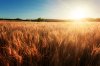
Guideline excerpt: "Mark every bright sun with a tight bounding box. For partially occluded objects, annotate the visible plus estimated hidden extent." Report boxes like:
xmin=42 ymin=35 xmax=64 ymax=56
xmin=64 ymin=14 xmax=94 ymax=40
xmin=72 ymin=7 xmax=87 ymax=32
xmin=69 ymin=7 xmax=89 ymax=20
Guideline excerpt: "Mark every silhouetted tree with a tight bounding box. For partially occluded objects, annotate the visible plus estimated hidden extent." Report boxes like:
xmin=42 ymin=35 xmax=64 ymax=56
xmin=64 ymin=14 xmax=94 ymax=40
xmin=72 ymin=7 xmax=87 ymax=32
xmin=37 ymin=18 xmax=44 ymax=22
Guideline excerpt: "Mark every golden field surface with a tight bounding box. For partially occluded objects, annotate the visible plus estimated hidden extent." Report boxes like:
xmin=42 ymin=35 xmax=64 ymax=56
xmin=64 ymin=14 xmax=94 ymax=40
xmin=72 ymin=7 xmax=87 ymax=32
xmin=0 ymin=20 xmax=100 ymax=66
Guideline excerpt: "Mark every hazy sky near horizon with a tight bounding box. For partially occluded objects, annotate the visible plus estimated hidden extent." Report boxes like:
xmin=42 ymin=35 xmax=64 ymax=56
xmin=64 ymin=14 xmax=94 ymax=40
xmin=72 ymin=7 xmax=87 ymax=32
xmin=0 ymin=0 xmax=100 ymax=19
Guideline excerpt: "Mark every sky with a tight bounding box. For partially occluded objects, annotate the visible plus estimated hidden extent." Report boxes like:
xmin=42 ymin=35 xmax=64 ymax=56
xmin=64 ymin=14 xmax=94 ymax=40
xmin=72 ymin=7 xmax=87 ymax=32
xmin=0 ymin=0 xmax=100 ymax=19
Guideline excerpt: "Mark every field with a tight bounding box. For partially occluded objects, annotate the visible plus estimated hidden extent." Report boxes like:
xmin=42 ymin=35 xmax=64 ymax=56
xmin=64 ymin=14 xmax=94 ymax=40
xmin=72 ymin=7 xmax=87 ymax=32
xmin=0 ymin=20 xmax=100 ymax=66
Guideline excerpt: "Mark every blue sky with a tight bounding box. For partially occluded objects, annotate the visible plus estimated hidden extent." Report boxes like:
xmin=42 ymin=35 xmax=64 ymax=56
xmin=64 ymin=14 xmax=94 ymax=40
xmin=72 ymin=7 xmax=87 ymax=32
xmin=0 ymin=0 xmax=100 ymax=19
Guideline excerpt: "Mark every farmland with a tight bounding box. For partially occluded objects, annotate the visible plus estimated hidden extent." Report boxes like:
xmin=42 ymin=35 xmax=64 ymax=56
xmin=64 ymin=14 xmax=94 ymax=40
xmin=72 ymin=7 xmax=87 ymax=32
xmin=0 ymin=20 xmax=100 ymax=66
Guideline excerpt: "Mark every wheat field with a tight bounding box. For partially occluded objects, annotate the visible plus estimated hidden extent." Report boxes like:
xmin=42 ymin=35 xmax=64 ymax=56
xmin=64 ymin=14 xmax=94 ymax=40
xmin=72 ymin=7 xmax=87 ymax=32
xmin=0 ymin=20 xmax=100 ymax=66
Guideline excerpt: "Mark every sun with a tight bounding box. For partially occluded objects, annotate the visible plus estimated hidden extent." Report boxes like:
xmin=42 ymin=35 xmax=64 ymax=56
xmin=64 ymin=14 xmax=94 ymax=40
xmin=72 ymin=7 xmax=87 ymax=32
xmin=69 ymin=7 xmax=89 ymax=20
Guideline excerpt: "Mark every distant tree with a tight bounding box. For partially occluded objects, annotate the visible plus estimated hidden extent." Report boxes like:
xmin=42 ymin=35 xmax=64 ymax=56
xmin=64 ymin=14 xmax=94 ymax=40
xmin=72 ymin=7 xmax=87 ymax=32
xmin=37 ymin=17 xmax=44 ymax=22
xmin=15 ymin=18 xmax=22 ymax=20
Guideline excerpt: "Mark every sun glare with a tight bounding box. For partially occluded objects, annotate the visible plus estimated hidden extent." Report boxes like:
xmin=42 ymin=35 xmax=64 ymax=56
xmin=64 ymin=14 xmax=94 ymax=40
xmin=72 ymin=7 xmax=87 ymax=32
xmin=69 ymin=7 xmax=89 ymax=20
